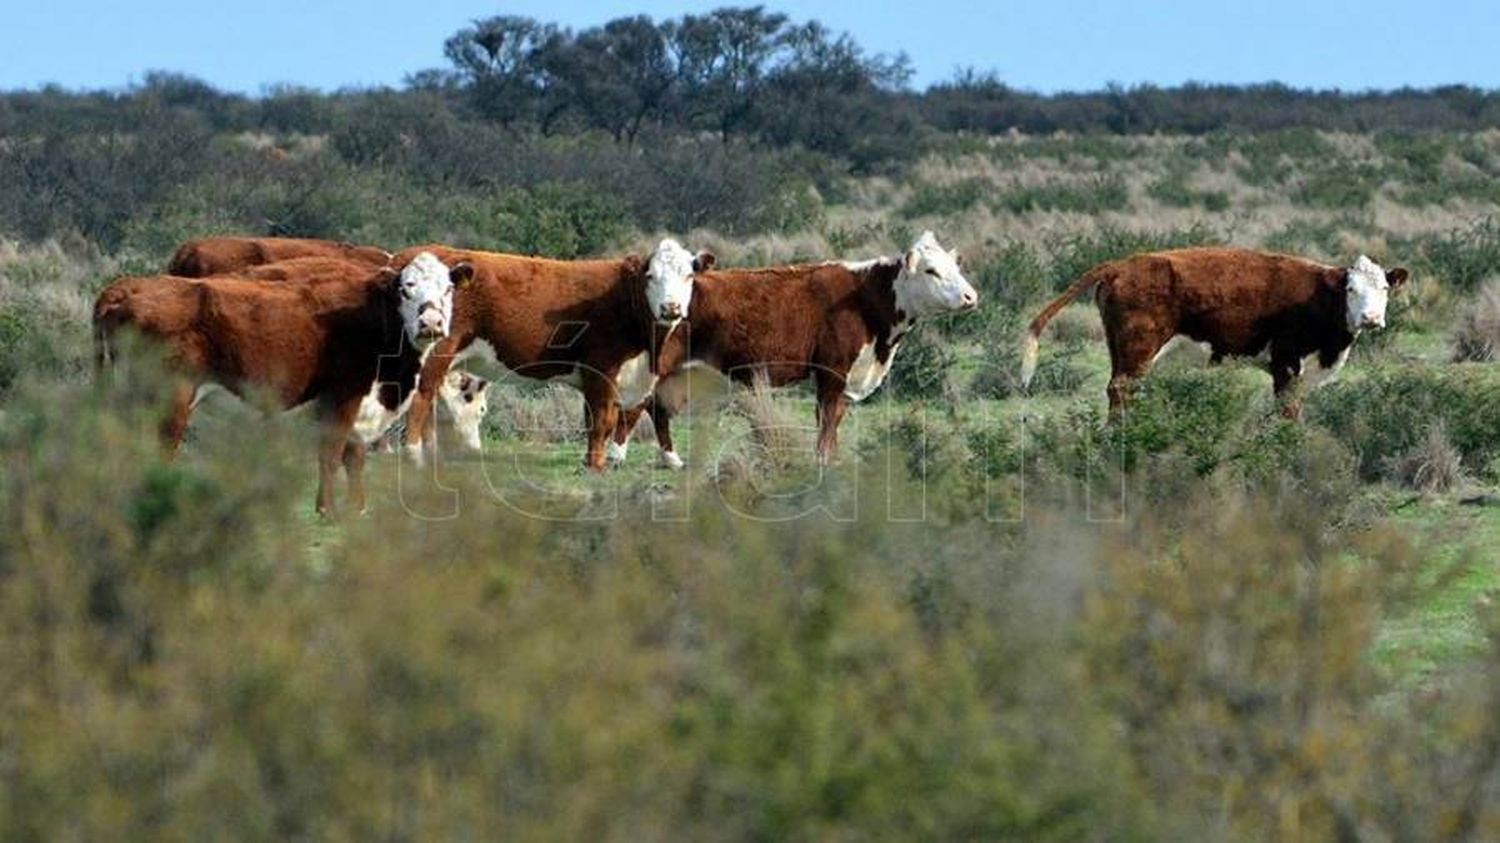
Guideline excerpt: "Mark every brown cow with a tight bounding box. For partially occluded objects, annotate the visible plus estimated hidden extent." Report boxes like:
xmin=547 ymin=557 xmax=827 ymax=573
xmin=1020 ymin=248 xmax=1410 ymax=417
xmin=167 ymin=236 xmax=391 ymax=278
xmin=611 ymin=230 xmax=979 ymax=467
xmin=202 ymin=256 xmax=493 ymax=453
xmin=93 ymin=252 xmax=464 ymax=516
xmin=394 ymin=239 xmax=708 ymax=471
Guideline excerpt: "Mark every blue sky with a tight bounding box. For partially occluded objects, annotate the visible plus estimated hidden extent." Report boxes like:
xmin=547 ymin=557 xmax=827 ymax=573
xmin=2 ymin=1 xmax=1496 ymax=94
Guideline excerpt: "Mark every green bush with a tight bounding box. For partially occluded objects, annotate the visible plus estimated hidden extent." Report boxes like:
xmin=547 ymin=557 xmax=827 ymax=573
xmin=1409 ymin=217 xmax=1500 ymax=293
xmin=1310 ymin=364 xmax=1500 ymax=481
xmin=485 ymin=183 xmax=629 ymax=259
xmin=1293 ymin=162 xmax=1380 ymax=209
xmin=899 ymin=178 xmax=987 ymax=218
xmin=993 ymin=175 xmax=1129 ymax=215
xmin=1046 ymin=224 xmax=1221 ymax=292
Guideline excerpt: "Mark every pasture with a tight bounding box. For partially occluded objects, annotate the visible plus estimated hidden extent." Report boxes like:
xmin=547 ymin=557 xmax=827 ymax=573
xmin=5 ymin=123 xmax=1500 ymax=839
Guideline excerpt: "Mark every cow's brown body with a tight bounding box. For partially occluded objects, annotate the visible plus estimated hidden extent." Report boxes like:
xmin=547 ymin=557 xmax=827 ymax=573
xmin=617 ymin=260 xmax=911 ymax=462
xmin=393 ymin=245 xmax=661 ymax=470
xmin=1023 ymin=247 xmax=1407 ymax=416
xmin=167 ymin=236 xmax=390 ymax=277
xmin=93 ymin=261 xmax=420 ymax=515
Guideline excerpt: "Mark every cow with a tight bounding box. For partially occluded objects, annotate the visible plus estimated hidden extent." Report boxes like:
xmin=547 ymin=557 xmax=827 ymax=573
xmin=1020 ymin=247 xmax=1410 ymax=418
xmin=93 ymin=252 xmax=464 ymax=516
xmin=610 ymin=230 xmax=979 ymax=467
xmin=217 ymin=256 xmax=494 ymax=453
xmin=393 ymin=239 xmax=708 ymax=471
xmin=167 ymin=236 xmax=392 ymax=278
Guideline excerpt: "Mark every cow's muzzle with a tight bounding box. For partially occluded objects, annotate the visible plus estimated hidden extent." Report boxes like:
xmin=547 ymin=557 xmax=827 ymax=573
xmin=658 ymin=301 xmax=684 ymax=322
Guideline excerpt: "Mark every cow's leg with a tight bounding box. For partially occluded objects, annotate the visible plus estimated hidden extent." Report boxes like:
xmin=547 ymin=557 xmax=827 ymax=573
xmin=402 ymin=338 xmax=461 ymax=465
xmin=1270 ymin=348 xmax=1304 ymax=421
xmin=581 ymin=371 xmax=620 ymax=473
xmin=159 ymin=380 xmax=197 ymax=459
xmin=317 ymin=398 xmax=362 ymax=518
xmin=647 ymin=397 xmax=683 ymax=469
xmin=343 ymin=440 xmax=369 ymax=515
xmin=814 ymin=376 xmax=849 ymax=466
xmin=610 ymin=402 xmax=646 ymax=465
xmin=1104 ymin=321 xmax=1171 ymax=419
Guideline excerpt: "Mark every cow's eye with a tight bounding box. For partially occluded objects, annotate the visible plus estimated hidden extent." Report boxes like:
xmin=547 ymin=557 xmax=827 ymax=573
xmin=925 ymin=268 xmax=939 ymax=276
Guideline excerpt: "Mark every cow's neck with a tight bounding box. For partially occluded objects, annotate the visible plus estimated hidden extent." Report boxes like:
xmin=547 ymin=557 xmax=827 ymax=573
xmin=852 ymin=259 xmax=911 ymax=359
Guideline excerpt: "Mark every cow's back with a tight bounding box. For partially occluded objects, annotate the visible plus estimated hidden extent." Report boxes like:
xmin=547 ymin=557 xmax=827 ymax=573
xmin=169 ymin=237 xmax=390 ymax=277
xmin=1100 ymin=247 xmax=1336 ymax=354
xmin=668 ymin=263 xmax=863 ymax=384
xmin=394 ymin=244 xmax=641 ymax=368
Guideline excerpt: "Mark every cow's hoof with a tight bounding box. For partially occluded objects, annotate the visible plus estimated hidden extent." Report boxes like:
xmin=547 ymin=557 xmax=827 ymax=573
xmin=658 ymin=450 xmax=685 ymax=470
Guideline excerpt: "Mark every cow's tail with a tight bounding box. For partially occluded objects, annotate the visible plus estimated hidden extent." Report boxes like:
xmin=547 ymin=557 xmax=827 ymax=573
xmin=1020 ymin=264 xmax=1115 ymax=389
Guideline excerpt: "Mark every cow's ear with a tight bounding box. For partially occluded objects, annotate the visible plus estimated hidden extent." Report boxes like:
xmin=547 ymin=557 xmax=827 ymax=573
xmin=622 ymin=255 xmax=646 ymax=276
xmin=904 ymin=248 xmax=920 ymax=273
xmin=450 ymin=261 xmax=475 ymax=288
xmin=693 ymin=251 xmax=716 ymax=273
xmin=1387 ymin=267 xmax=1410 ymax=288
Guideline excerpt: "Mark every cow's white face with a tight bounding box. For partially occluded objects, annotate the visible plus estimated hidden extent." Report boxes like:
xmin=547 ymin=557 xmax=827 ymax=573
xmin=397 ymin=252 xmax=458 ymax=348
xmin=645 ymin=238 xmax=713 ymax=324
xmin=894 ymin=230 xmax=979 ymax=317
xmin=1345 ymin=255 xmax=1408 ymax=332
xmin=439 ymin=370 xmax=489 ymax=453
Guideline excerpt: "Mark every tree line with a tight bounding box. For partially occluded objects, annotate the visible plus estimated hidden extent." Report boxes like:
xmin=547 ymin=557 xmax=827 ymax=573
xmin=3 ymin=7 xmax=1500 ymax=171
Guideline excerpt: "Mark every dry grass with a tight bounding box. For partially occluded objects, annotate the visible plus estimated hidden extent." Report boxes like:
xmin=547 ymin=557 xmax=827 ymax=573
xmin=1452 ymin=279 xmax=1500 ymax=362
xmin=1384 ymin=422 xmax=1465 ymax=493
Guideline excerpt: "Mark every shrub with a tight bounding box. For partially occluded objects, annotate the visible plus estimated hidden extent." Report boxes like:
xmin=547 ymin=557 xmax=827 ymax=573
xmin=993 ymin=175 xmax=1129 ymax=215
xmin=1383 ymin=422 xmax=1464 ymax=493
xmin=1414 ymin=217 xmax=1500 ymax=294
xmin=899 ymin=178 xmax=987 ymax=218
xmin=1452 ymin=279 xmax=1500 ymax=361
xmin=886 ymin=329 xmax=959 ymax=401
xmin=486 ymin=183 xmax=628 ymax=259
xmin=1046 ymin=224 xmax=1220 ymax=293
xmin=1311 ymin=365 xmax=1500 ymax=481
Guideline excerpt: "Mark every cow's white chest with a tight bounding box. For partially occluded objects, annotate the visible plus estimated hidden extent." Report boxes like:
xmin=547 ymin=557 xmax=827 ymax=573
xmin=351 ymin=387 xmax=415 ymax=444
xmin=615 ymin=351 xmax=657 ymax=408
xmin=1302 ymin=347 xmax=1351 ymax=391
xmin=844 ymin=341 xmax=895 ymax=402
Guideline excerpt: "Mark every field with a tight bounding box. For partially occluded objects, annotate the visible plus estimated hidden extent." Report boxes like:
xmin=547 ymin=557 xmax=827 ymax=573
xmin=5 ymin=122 xmax=1500 ymax=839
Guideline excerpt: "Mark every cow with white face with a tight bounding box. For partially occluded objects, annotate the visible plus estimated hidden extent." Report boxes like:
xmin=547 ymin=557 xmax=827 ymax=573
xmin=646 ymin=238 xmax=714 ymax=324
xmin=439 ymin=370 xmax=490 ymax=452
xmin=611 ymin=229 xmax=981 ymax=467
xmin=1021 ymin=246 xmax=1409 ymax=419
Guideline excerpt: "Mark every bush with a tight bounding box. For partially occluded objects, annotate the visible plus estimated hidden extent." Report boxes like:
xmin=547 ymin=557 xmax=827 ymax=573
xmin=1046 ymin=224 xmax=1221 ymax=293
xmin=1311 ymin=365 xmax=1500 ymax=481
xmin=1414 ymin=217 xmax=1500 ymax=294
xmin=486 ymin=183 xmax=629 ymax=258
xmin=899 ymin=178 xmax=987 ymax=218
xmin=1452 ymin=279 xmax=1500 ymax=361
xmin=993 ymin=175 xmax=1129 ymax=215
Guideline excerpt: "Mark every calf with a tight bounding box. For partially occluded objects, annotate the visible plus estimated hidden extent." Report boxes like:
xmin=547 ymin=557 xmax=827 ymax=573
xmin=167 ymin=236 xmax=392 ymax=277
xmin=1020 ymin=247 xmax=1409 ymax=417
xmin=394 ymin=240 xmax=707 ymax=470
xmin=93 ymin=252 xmax=464 ymax=516
xmin=611 ymin=231 xmax=979 ymax=467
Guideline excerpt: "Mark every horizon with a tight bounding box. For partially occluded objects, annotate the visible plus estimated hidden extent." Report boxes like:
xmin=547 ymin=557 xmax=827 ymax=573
xmin=2 ymin=0 xmax=1498 ymax=97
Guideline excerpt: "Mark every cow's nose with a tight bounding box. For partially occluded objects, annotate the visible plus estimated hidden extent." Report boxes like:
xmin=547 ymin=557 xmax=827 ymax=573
xmin=659 ymin=301 xmax=683 ymax=320
xmin=961 ymin=291 xmax=979 ymax=309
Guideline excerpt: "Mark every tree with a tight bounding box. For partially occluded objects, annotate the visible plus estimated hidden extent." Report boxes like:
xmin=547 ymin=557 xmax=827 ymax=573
xmin=443 ymin=16 xmax=558 ymax=126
